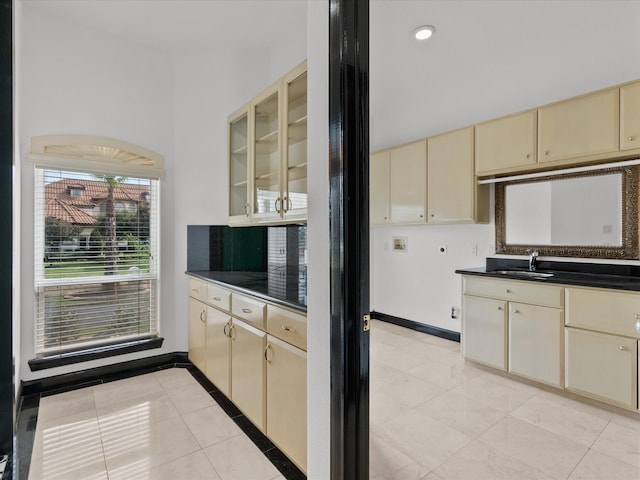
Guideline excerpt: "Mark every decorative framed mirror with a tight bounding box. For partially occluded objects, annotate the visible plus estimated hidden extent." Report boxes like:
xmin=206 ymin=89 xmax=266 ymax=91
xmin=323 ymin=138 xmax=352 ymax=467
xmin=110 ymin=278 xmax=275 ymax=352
xmin=495 ymin=165 xmax=639 ymax=259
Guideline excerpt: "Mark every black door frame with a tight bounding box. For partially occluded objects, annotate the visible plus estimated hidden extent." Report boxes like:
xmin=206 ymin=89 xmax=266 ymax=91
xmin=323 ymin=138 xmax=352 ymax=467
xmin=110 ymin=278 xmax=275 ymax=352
xmin=329 ymin=0 xmax=370 ymax=478
xmin=0 ymin=0 xmax=13 ymax=476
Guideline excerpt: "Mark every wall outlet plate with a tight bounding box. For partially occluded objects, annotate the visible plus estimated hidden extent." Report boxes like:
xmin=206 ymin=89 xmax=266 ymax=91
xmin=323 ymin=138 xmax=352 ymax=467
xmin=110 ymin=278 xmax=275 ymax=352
xmin=393 ymin=236 xmax=408 ymax=253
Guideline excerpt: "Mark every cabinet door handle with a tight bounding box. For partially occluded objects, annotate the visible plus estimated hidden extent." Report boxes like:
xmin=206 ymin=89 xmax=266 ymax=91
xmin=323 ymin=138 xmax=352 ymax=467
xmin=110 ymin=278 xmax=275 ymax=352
xmin=200 ymin=310 xmax=206 ymax=323
xmin=281 ymin=325 xmax=296 ymax=333
xmin=223 ymin=322 xmax=231 ymax=338
xmin=213 ymin=296 xmax=221 ymax=302
xmin=264 ymin=344 xmax=273 ymax=363
xmin=242 ymin=308 xmax=252 ymax=314
xmin=244 ymin=203 xmax=250 ymax=217
xmin=274 ymin=197 xmax=282 ymax=213
xmin=229 ymin=325 xmax=236 ymax=340
xmin=620 ymin=346 xmax=628 ymax=351
xmin=282 ymin=196 xmax=291 ymax=213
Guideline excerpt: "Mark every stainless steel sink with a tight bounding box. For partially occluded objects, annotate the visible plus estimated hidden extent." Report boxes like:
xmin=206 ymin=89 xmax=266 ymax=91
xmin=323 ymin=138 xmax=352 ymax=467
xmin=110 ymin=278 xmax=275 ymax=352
xmin=494 ymin=270 xmax=554 ymax=278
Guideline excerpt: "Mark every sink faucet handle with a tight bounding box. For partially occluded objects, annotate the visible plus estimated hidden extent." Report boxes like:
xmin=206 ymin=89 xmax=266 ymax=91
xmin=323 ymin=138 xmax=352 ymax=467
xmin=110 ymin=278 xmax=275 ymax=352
xmin=527 ymin=249 xmax=539 ymax=271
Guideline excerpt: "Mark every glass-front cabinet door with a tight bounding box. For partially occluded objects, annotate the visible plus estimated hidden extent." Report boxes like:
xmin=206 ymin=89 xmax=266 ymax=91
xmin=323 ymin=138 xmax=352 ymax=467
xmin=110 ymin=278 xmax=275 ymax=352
xmin=253 ymin=83 xmax=282 ymax=222
xmin=228 ymin=105 xmax=251 ymax=224
xmin=282 ymin=65 xmax=308 ymax=222
xmin=227 ymin=60 xmax=307 ymax=225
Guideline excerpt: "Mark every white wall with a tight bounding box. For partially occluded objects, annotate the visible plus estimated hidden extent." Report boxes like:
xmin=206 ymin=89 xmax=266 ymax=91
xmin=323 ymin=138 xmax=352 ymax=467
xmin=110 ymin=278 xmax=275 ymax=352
xmin=305 ymin=0 xmax=330 ymax=477
xmin=18 ymin=5 xmax=175 ymax=381
xmin=371 ymin=222 xmax=494 ymax=332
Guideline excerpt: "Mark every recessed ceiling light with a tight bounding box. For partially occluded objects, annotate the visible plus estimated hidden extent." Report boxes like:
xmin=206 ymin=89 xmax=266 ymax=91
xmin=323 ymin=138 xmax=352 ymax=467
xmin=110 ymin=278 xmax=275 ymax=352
xmin=413 ymin=25 xmax=436 ymax=41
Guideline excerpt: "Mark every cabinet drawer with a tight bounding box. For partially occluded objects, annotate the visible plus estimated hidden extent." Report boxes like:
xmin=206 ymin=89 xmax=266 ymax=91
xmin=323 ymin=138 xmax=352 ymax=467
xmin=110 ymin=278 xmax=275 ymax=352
xmin=189 ymin=278 xmax=207 ymax=302
xmin=463 ymin=276 xmax=563 ymax=308
xmin=566 ymin=287 xmax=640 ymax=338
xmin=232 ymin=293 xmax=266 ymax=329
xmin=207 ymin=284 xmax=231 ymax=312
xmin=267 ymin=305 xmax=307 ymax=351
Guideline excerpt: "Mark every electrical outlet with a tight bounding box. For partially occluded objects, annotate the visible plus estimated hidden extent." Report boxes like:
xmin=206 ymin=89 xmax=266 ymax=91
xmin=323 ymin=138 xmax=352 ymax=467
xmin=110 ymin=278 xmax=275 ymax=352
xmin=438 ymin=245 xmax=447 ymax=255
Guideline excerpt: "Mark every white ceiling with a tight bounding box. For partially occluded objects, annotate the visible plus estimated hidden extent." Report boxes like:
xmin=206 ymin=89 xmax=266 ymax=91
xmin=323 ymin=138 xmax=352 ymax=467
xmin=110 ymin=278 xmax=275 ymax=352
xmin=21 ymin=0 xmax=640 ymax=149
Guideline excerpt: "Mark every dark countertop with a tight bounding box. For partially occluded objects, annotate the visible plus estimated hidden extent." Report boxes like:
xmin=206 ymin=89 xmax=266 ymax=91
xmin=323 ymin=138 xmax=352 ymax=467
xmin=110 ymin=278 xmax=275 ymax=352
xmin=186 ymin=270 xmax=307 ymax=312
xmin=456 ymin=258 xmax=640 ymax=292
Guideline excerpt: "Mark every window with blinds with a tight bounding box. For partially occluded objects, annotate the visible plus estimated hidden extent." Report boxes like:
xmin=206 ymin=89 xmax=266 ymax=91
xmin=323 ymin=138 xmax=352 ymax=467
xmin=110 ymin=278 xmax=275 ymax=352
xmin=34 ymin=168 xmax=159 ymax=356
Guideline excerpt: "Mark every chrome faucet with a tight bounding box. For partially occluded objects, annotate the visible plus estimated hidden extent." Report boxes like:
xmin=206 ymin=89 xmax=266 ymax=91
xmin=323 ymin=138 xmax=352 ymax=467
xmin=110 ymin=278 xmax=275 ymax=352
xmin=528 ymin=250 xmax=539 ymax=272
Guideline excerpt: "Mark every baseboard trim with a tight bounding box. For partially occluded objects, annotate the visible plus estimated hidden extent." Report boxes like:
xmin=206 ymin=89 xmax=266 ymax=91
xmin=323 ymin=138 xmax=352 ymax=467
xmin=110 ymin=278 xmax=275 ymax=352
xmin=371 ymin=311 xmax=460 ymax=342
xmin=21 ymin=351 xmax=189 ymax=397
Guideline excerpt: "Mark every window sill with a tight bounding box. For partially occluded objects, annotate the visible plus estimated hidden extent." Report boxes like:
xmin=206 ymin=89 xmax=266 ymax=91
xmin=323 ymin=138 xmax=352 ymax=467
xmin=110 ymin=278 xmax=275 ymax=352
xmin=28 ymin=336 xmax=164 ymax=371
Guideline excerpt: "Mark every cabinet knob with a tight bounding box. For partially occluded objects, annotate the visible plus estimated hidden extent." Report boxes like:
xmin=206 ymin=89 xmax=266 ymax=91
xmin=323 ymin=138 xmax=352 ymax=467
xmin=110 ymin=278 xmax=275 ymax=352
xmin=241 ymin=308 xmax=252 ymax=314
xmin=634 ymin=314 xmax=640 ymax=320
xmin=620 ymin=346 xmax=627 ymax=351
xmin=635 ymin=318 xmax=640 ymax=332
xmin=419 ymin=214 xmax=424 ymax=218
xmin=384 ymin=216 xmax=388 ymax=220
xmin=213 ymin=296 xmax=221 ymax=302
xmin=544 ymin=150 xmax=550 ymax=156
xmin=629 ymin=136 xmax=636 ymax=141
xmin=282 ymin=325 xmax=296 ymax=333
xmin=525 ymin=153 xmax=531 ymax=159
xmin=513 ymin=309 xmax=520 ymax=314
xmin=505 ymin=289 xmax=511 ymax=293
xmin=497 ymin=306 xmax=503 ymax=311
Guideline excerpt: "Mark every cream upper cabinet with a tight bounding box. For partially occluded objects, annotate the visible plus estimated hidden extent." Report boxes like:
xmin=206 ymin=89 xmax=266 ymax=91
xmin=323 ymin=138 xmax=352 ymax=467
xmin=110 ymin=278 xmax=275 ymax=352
xmin=228 ymin=105 xmax=251 ymax=225
xmin=508 ymin=302 xmax=563 ymax=387
xmin=427 ymin=126 xmax=488 ymax=224
xmin=621 ymin=81 xmax=640 ymax=151
xmin=389 ymin=139 xmax=427 ymax=224
xmin=538 ymin=88 xmax=619 ymax=164
xmin=370 ymin=150 xmax=390 ymax=225
xmin=282 ymin=65 xmax=308 ymax=222
xmin=229 ymin=61 xmax=307 ymax=226
xmin=266 ymin=335 xmax=307 ymax=473
xmin=252 ymin=80 xmax=283 ymax=223
xmin=475 ymin=110 xmax=537 ymax=174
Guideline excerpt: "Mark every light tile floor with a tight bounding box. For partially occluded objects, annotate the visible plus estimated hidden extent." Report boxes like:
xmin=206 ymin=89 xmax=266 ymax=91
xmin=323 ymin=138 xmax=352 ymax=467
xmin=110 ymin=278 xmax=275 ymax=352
xmin=28 ymin=320 xmax=640 ymax=479
xmin=28 ymin=368 xmax=285 ymax=480
xmin=370 ymin=319 xmax=640 ymax=480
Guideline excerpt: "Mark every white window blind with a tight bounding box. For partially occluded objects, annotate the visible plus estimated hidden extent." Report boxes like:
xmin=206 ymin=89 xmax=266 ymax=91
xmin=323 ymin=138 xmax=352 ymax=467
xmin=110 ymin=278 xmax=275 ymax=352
xmin=34 ymin=168 xmax=159 ymax=356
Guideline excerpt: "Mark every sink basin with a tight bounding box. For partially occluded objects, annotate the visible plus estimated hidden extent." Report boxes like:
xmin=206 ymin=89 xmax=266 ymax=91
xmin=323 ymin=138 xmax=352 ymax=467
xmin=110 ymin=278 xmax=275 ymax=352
xmin=494 ymin=270 xmax=554 ymax=278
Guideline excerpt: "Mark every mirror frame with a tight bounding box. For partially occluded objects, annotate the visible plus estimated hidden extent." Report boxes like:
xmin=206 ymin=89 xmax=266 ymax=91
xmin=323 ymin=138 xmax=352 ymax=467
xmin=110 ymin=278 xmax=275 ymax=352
xmin=495 ymin=165 xmax=639 ymax=259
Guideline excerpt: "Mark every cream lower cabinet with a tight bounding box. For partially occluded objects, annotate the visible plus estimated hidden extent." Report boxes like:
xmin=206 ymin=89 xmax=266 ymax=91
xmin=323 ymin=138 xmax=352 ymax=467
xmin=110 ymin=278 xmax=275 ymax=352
xmin=231 ymin=318 xmax=267 ymax=432
xmin=188 ymin=297 xmax=207 ymax=373
xmin=462 ymin=294 xmax=507 ymax=370
xmin=462 ymin=275 xmax=563 ymax=381
xmin=508 ymin=302 xmax=563 ymax=387
xmin=266 ymin=335 xmax=307 ymax=472
xmin=565 ymin=328 xmax=637 ymax=409
xmin=187 ymin=275 xmax=307 ymax=472
xmin=205 ymin=306 xmax=232 ymax=397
